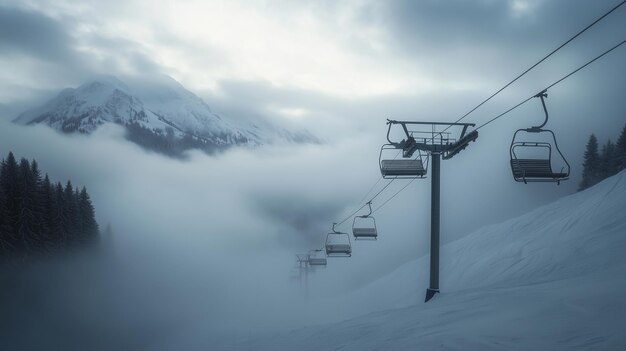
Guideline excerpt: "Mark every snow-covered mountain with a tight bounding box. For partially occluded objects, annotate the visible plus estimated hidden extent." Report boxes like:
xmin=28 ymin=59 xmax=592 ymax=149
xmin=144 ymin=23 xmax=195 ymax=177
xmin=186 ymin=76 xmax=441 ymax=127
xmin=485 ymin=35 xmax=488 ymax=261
xmin=14 ymin=75 xmax=316 ymax=155
xmin=218 ymin=171 xmax=626 ymax=350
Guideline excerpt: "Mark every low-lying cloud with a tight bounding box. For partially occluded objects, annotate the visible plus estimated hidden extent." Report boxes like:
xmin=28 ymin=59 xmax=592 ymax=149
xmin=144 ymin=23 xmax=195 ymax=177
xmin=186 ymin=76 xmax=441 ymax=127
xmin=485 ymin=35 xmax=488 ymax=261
xmin=0 ymin=115 xmax=579 ymax=340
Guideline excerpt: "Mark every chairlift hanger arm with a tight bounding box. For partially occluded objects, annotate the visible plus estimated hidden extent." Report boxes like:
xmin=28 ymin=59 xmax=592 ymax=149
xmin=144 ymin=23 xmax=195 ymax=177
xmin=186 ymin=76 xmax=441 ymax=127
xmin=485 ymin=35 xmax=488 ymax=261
xmin=331 ymin=222 xmax=346 ymax=234
xmin=532 ymin=90 xmax=549 ymax=130
xmin=387 ymin=120 xmax=417 ymax=148
xmin=360 ymin=201 xmax=373 ymax=217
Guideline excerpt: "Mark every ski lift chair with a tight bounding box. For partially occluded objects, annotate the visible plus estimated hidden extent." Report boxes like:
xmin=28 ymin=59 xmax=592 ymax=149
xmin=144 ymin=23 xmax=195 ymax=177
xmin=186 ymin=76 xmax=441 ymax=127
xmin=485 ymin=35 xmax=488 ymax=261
xmin=510 ymin=91 xmax=570 ymax=184
xmin=308 ymin=249 xmax=327 ymax=266
xmin=352 ymin=202 xmax=377 ymax=240
xmin=325 ymin=223 xmax=352 ymax=257
xmin=379 ymin=122 xmax=429 ymax=179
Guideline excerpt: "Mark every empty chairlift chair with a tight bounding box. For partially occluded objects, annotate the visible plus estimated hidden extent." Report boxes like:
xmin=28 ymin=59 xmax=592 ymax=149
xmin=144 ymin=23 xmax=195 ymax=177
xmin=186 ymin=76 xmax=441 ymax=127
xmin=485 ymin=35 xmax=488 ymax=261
xmin=379 ymin=122 xmax=429 ymax=179
xmin=352 ymin=201 xmax=377 ymax=240
xmin=308 ymin=249 xmax=327 ymax=266
xmin=510 ymin=91 xmax=570 ymax=184
xmin=380 ymin=151 xmax=427 ymax=178
xmin=325 ymin=223 xmax=352 ymax=257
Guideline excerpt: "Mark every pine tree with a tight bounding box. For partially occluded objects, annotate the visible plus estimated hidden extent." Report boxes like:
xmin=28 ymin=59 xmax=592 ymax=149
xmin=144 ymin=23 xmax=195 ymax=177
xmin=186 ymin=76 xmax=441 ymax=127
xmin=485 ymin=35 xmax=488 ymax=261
xmin=0 ymin=186 xmax=11 ymax=253
xmin=600 ymin=139 xmax=617 ymax=178
xmin=17 ymin=158 xmax=39 ymax=251
xmin=78 ymin=186 xmax=99 ymax=244
xmin=63 ymin=181 xmax=79 ymax=246
xmin=616 ymin=123 xmax=626 ymax=172
xmin=55 ymin=182 xmax=67 ymax=246
xmin=579 ymin=134 xmax=601 ymax=191
xmin=0 ymin=160 xmax=6 ymax=250
xmin=40 ymin=174 xmax=61 ymax=250
xmin=74 ymin=188 xmax=83 ymax=242
xmin=1 ymin=152 xmax=20 ymax=248
xmin=30 ymin=160 xmax=47 ymax=247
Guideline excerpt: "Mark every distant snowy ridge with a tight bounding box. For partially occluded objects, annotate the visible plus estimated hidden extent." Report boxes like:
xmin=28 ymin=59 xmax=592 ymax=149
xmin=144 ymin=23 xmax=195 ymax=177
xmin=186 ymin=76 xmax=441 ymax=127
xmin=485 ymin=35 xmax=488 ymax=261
xmin=14 ymin=75 xmax=316 ymax=155
xmin=221 ymin=171 xmax=626 ymax=350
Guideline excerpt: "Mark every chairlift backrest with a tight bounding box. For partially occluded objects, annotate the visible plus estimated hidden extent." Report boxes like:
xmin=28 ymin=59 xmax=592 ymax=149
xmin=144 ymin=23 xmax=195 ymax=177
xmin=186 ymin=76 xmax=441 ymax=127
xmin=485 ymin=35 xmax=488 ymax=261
xmin=509 ymin=92 xmax=570 ymax=184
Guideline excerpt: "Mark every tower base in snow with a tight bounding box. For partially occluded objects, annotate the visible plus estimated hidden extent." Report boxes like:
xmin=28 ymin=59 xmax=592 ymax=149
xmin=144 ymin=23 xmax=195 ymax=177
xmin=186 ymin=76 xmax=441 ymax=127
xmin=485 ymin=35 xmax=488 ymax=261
xmin=425 ymin=288 xmax=439 ymax=302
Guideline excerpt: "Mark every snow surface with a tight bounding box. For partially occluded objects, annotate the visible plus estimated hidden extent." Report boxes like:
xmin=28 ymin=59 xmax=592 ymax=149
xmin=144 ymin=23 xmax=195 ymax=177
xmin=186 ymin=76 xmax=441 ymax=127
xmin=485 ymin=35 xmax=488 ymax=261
xmin=211 ymin=171 xmax=626 ymax=350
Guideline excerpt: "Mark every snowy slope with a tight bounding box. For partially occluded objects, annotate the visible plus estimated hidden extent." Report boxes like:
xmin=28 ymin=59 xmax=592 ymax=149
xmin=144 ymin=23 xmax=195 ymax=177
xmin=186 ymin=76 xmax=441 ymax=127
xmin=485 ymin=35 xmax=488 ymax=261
xmin=124 ymin=75 xmax=260 ymax=145
xmin=220 ymin=171 xmax=626 ymax=350
xmin=14 ymin=76 xmax=159 ymax=134
xmin=14 ymin=75 xmax=316 ymax=154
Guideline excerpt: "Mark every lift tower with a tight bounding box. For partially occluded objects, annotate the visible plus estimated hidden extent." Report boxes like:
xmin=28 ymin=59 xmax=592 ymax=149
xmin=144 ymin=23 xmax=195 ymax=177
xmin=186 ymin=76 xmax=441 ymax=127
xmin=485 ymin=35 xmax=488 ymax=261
xmin=384 ymin=120 xmax=478 ymax=302
xmin=296 ymin=254 xmax=310 ymax=296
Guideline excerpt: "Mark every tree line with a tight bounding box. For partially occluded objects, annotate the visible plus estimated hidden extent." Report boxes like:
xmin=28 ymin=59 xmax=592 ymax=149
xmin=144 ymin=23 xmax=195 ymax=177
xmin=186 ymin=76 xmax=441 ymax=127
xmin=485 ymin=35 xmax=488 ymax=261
xmin=579 ymin=123 xmax=626 ymax=191
xmin=0 ymin=151 xmax=99 ymax=257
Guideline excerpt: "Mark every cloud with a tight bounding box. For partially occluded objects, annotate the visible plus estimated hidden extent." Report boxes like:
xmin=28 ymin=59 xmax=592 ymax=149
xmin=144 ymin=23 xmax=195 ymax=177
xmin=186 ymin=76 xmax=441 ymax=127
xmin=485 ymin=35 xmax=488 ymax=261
xmin=0 ymin=5 xmax=75 ymax=61
xmin=362 ymin=0 xmax=626 ymax=89
xmin=0 ymin=120 xmax=394 ymax=345
xmin=0 ymin=2 xmax=166 ymax=113
xmin=1 ymin=0 xmax=624 ymax=126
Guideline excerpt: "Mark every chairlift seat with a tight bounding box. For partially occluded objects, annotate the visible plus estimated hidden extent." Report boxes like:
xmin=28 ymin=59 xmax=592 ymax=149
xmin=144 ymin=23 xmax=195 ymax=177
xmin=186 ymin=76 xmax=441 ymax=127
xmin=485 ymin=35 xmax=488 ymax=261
xmin=352 ymin=203 xmax=378 ymax=239
xmin=353 ymin=227 xmax=377 ymax=238
xmin=325 ymin=243 xmax=352 ymax=256
xmin=380 ymin=159 xmax=426 ymax=177
xmin=308 ymin=256 xmax=327 ymax=266
xmin=325 ymin=225 xmax=352 ymax=257
xmin=510 ymin=159 xmax=567 ymax=180
xmin=308 ymin=249 xmax=327 ymax=266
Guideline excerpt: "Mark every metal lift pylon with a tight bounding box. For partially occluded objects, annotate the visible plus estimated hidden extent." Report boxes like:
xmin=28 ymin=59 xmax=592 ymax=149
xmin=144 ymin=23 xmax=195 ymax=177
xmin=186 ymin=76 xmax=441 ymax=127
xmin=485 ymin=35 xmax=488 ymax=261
xmin=296 ymin=254 xmax=310 ymax=297
xmin=386 ymin=120 xmax=478 ymax=302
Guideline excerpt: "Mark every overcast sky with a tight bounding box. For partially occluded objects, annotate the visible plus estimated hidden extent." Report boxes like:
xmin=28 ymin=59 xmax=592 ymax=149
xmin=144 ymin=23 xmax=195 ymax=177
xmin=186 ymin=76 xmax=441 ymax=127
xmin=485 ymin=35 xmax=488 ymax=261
xmin=0 ymin=0 xmax=624 ymax=134
xmin=0 ymin=1 xmax=625 ymax=346
xmin=0 ymin=0 xmax=624 ymax=215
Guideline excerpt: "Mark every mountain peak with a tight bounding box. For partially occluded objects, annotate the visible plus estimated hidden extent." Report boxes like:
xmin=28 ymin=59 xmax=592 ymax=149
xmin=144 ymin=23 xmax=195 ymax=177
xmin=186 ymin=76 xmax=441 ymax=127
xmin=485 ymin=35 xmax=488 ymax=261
xmin=13 ymin=75 xmax=317 ymax=156
xmin=79 ymin=75 xmax=130 ymax=94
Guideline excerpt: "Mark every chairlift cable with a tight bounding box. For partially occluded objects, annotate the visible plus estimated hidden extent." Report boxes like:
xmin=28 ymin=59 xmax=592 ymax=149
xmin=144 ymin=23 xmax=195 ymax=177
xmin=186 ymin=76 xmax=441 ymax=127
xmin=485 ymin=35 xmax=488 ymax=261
xmin=437 ymin=1 xmax=625 ymax=136
xmin=368 ymin=178 xmax=395 ymax=204
xmin=333 ymin=150 xmax=402 ymax=228
xmin=368 ymin=38 xmax=624 ymax=220
xmin=355 ymin=176 xmax=383 ymax=207
xmin=324 ymin=3 xmax=625 ymax=239
xmin=349 ymin=150 xmax=402 ymax=210
xmin=334 ymin=178 xmax=396 ymax=228
xmin=334 ymin=203 xmax=368 ymax=228
xmin=475 ymin=39 xmax=626 ymax=131
xmin=541 ymin=39 xmax=626 ymax=93
xmin=372 ymin=178 xmax=417 ymax=214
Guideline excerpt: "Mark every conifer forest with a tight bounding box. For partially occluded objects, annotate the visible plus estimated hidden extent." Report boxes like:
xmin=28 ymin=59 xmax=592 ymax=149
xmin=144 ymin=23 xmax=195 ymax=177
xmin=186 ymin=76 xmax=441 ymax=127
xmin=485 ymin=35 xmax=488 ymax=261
xmin=0 ymin=151 xmax=99 ymax=257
